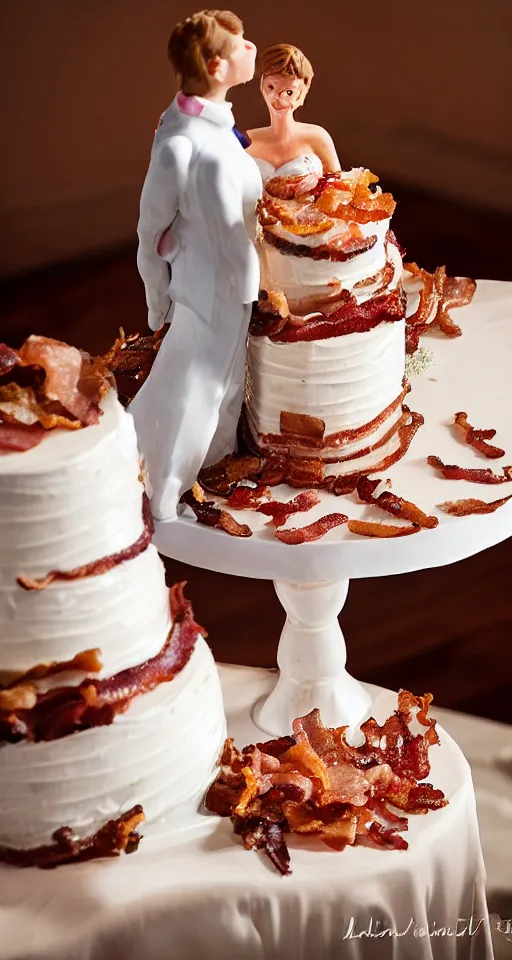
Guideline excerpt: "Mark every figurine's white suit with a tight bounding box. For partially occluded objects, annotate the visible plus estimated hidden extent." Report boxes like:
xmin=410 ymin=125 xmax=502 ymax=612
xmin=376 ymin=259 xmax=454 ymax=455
xmin=130 ymin=93 xmax=262 ymax=520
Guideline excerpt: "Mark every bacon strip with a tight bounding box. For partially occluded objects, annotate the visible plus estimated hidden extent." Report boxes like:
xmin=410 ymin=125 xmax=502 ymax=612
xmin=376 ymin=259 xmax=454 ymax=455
xmin=0 ymin=582 xmax=199 ymax=745
xmin=437 ymin=276 xmax=476 ymax=336
xmin=348 ymin=519 xmax=421 ymax=538
xmin=270 ymin=287 xmax=405 ymax=343
xmin=0 ymin=805 xmax=145 ymax=869
xmin=438 ymin=496 xmax=512 ymax=516
xmin=0 ymin=421 xmax=47 ymax=453
xmin=17 ymin=494 xmax=154 ymax=590
xmin=263 ymin=227 xmax=377 ymax=263
xmin=181 ymin=489 xmax=252 ymax=537
xmin=454 ymin=411 xmax=505 ymax=459
xmin=226 ymin=484 xmax=270 ymax=510
xmin=102 ymin=328 xmax=165 ymax=406
xmin=427 ymin=455 xmax=512 ymax=484
xmin=357 ymin=476 xmax=438 ymax=528
xmin=257 ymin=491 xmax=320 ymax=527
xmin=274 ymin=513 xmax=348 ymax=544
xmin=0 ymin=648 xmax=103 ymax=694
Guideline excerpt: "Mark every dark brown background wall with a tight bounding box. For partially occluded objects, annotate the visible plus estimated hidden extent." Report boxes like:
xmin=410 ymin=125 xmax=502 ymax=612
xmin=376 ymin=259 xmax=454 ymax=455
xmin=1 ymin=0 xmax=511 ymax=276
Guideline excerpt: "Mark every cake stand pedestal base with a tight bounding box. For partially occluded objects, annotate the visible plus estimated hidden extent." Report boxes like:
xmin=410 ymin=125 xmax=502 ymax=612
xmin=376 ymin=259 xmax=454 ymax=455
xmin=253 ymin=579 xmax=371 ymax=738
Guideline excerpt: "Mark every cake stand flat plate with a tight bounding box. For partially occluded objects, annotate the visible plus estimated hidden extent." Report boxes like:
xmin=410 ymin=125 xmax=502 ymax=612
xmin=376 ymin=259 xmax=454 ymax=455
xmin=154 ymin=280 xmax=512 ymax=581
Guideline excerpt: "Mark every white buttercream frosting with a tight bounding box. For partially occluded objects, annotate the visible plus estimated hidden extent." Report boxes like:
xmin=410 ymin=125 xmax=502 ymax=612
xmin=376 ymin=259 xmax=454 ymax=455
xmin=246 ymin=319 xmax=406 ymax=438
xmin=0 ymin=392 xmax=226 ymax=849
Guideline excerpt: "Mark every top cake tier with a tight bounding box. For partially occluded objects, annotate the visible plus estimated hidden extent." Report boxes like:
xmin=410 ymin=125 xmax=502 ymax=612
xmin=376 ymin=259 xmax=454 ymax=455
xmin=257 ymin=168 xmax=398 ymax=312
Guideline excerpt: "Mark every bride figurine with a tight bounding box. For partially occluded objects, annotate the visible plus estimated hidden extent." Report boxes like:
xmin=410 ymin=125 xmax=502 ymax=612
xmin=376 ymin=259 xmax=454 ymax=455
xmin=246 ymin=43 xmax=341 ymax=182
xmin=130 ymin=11 xmax=261 ymax=521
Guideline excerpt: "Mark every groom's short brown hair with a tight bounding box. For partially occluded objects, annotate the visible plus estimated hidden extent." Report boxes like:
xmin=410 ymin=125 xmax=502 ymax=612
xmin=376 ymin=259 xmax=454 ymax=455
xmin=168 ymin=10 xmax=243 ymax=96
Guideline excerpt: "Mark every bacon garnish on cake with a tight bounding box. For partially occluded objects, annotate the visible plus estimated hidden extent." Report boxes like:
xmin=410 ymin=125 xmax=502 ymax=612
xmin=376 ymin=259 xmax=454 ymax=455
xmin=0 ymin=336 xmax=112 ymax=453
xmin=0 ymin=805 xmax=145 ymax=869
xmin=0 ymin=583 xmax=200 ymax=745
xmin=206 ymin=691 xmax=447 ymax=874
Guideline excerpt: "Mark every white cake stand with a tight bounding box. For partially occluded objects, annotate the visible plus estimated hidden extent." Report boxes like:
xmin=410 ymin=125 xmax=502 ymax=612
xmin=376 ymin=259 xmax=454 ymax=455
xmin=154 ymin=280 xmax=512 ymax=736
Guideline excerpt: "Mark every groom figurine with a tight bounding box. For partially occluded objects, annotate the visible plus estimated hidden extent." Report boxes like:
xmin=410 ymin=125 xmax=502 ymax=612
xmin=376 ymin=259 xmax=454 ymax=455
xmin=130 ymin=10 xmax=261 ymax=521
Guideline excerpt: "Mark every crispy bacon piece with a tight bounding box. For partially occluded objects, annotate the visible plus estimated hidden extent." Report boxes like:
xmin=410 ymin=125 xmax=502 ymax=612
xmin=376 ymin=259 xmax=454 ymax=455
xmin=280 ymin=411 xmax=325 ymax=440
xmin=0 ymin=583 xmax=200 ymax=745
xmin=265 ymin=174 xmax=318 ymax=201
xmin=454 ymin=411 xmax=505 ymax=459
xmin=181 ymin=489 xmax=252 ymax=538
xmin=316 ymin=170 xmax=396 ymax=222
xmin=427 ymin=455 xmax=512 ymax=484
xmin=198 ymin=455 xmax=263 ymax=496
xmin=263 ymin=227 xmax=377 ymax=263
xmin=0 ymin=648 xmax=102 ymax=694
xmin=0 ymin=421 xmax=47 ymax=453
xmin=233 ymin=817 xmax=291 ymax=875
xmin=270 ymin=287 xmax=405 ymax=343
xmin=257 ymin=289 xmax=289 ymax=319
xmin=274 ymin=512 xmax=348 ymax=544
xmin=437 ymin=276 xmax=476 ymax=336
xmin=357 ymin=476 xmax=438 ymax=529
xmin=0 ymin=337 xmax=112 ymax=448
xmin=0 ymin=805 xmax=145 ymax=869
xmin=404 ymin=263 xmax=444 ymax=327
xmin=103 ymin=328 xmax=165 ymax=406
xmin=249 ymin=306 xmax=289 ymax=338
xmin=347 ymin=519 xmax=421 ymax=538
xmin=438 ymin=495 xmax=512 ymax=515
xmin=257 ymin=491 xmax=320 ymax=527
xmin=206 ymin=691 xmax=445 ymax=872
xmin=17 ymin=494 xmax=154 ymax=590
xmin=226 ymin=484 xmax=270 ymax=510
xmin=0 ymin=344 xmax=20 ymax=375
xmin=321 ymin=473 xmax=360 ymax=495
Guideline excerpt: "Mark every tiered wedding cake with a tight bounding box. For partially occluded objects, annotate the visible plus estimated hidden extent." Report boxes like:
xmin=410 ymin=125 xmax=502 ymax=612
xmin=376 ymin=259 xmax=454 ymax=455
xmin=0 ymin=337 xmax=225 ymax=865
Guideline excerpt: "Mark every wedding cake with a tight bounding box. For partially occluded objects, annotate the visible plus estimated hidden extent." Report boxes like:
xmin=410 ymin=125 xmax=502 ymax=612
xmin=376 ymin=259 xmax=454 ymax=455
xmin=245 ymin=164 xmax=411 ymax=477
xmin=0 ymin=337 xmax=225 ymax=866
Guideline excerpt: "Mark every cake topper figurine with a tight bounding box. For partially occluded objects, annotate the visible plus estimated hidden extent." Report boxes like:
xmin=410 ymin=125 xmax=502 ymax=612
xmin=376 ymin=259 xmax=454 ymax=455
xmin=246 ymin=43 xmax=341 ymax=182
xmin=130 ymin=10 xmax=261 ymax=521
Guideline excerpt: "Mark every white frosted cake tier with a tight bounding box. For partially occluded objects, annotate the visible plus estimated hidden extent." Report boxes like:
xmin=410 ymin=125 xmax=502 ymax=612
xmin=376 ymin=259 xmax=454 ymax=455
xmin=0 ymin=391 xmax=226 ymax=849
xmin=0 ymin=637 xmax=225 ymax=850
xmin=261 ymin=218 xmax=392 ymax=304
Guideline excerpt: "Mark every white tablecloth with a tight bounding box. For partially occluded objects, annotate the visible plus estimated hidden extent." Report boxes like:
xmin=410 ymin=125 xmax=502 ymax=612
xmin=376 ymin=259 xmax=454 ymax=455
xmin=1 ymin=665 xmax=507 ymax=960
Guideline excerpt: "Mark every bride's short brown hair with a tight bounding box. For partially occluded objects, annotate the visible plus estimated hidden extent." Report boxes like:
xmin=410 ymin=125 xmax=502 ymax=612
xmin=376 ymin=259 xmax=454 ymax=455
xmin=168 ymin=10 xmax=243 ymax=95
xmin=259 ymin=44 xmax=314 ymax=87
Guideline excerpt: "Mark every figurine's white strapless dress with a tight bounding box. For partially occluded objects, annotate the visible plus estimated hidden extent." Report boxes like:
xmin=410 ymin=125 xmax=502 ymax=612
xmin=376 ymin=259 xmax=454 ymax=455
xmin=253 ymin=154 xmax=323 ymax=183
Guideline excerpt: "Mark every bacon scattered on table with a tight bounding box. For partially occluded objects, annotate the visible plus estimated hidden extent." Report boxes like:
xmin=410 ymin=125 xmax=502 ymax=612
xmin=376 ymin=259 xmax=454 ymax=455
xmin=181 ymin=488 xmax=252 ymax=538
xmin=206 ymin=691 xmax=446 ymax=874
xmin=453 ymin=411 xmax=505 ymax=460
xmin=257 ymin=491 xmax=320 ymax=527
xmin=17 ymin=493 xmax=154 ymax=591
xmin=0 ymin=582 xmax=200 ymax=745
xmin=427 ymin=455 xmax=512 ymax=484
xmin=0 ymin=805 xmax=145 ymax=869
xmin=274 ymin=513 xmax=348 ymax=544
xmin=357 ymin=476 xmax=438 ymax=528
xmin=437 ymin=495 xmax=512 ymax=516
xmin=347 ymin=519 xmax=421 ymax=538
